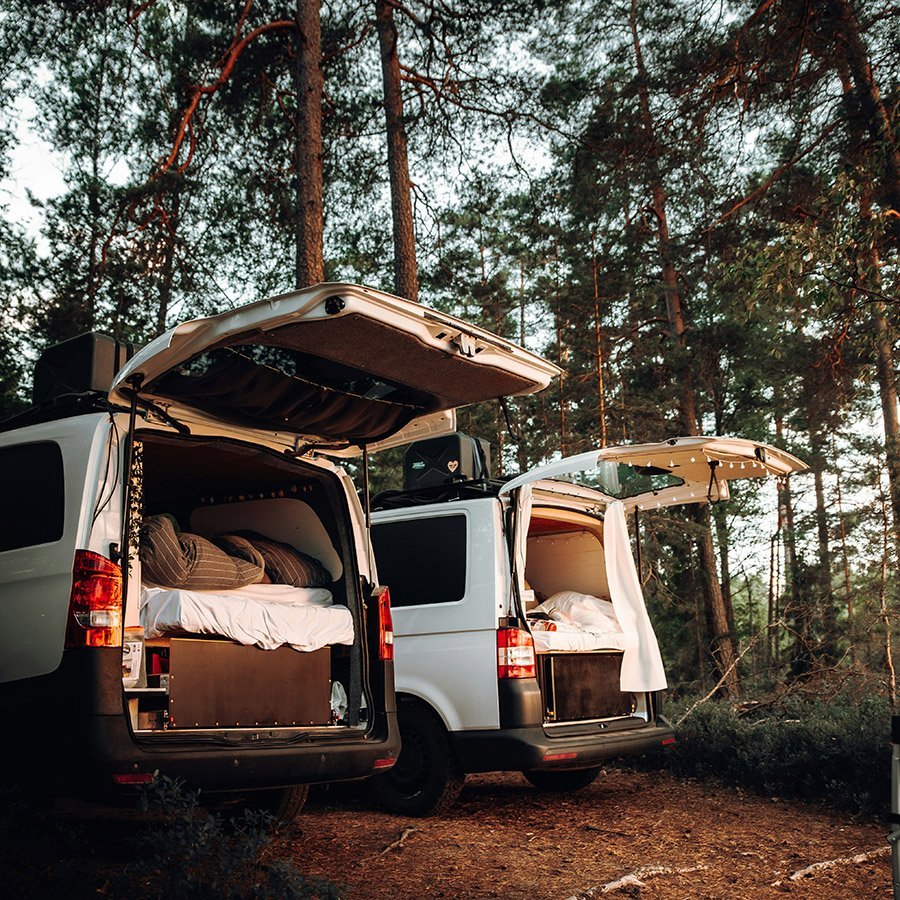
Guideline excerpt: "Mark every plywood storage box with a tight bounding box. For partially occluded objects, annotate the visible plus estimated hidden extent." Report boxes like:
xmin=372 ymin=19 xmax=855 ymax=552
xmin=167 ymin=638 xmax=331 ymax=729
xmin=538 ymin=651 xmax=635 ymax=722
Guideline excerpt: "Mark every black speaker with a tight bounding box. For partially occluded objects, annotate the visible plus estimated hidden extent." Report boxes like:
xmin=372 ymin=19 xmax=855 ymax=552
xmin=33 ymin=332 xmax=141 ymax=405
xmin=403 ymin=433 xmax=491 ymax=490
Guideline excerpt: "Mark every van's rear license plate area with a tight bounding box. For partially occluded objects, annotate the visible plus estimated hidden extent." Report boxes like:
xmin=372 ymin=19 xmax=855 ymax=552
xmin=537 ymin=651 xmax=635 ymax=722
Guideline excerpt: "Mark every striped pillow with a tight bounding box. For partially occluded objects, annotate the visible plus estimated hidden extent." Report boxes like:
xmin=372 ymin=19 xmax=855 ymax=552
xmin=229 ymin=531 xmax=331 ymax=588
xmin=140 ymin=516 xmax=265 ymax=590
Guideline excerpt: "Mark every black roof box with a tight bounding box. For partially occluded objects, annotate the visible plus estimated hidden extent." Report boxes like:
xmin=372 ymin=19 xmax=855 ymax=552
xmin=403 ymin=432 xmax=491 ymax=491
xmin=33 ymin=332 xmax=141 ymax=406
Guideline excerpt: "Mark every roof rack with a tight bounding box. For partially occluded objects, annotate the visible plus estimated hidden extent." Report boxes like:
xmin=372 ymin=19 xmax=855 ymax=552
xmin=372 ymin=477 xmax=508 ymax=511
xmin=0 ymin=391 xmax=119 ymax=433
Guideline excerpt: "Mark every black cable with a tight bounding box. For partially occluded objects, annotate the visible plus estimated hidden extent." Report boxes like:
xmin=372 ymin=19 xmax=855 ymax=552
xmin=91 ymin=411 xmax=121 ymax=526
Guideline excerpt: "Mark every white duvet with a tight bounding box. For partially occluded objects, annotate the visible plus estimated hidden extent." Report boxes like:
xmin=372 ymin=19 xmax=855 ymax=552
xmin=528 ymin=590 xmax=636 ymax=654
xmin=141 ymin=583 xmax=354 ymax=652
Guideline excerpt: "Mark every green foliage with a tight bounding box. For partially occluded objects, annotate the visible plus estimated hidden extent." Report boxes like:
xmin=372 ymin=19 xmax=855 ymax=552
xmin=125 ymin=776 xmax=342 ymax=899
xmin=640 ymin=695 xmax=890 ymax=815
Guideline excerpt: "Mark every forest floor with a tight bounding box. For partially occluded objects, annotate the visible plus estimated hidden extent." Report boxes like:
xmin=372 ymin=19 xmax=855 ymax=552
xmin=1 ymin=767 xmax=890 ymax=898
xmin=284 ymin=768 xmax=891 ymax=899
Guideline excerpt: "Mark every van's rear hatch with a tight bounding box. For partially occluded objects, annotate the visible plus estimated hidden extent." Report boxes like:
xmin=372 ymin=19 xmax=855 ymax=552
xmin=502 ymin=437 xmax=808 ymax=727
xmin=109 ymin=283 xmax=560 ymax=452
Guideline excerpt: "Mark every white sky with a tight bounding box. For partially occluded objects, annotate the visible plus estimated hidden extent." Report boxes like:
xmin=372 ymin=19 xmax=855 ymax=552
xmin=3 ymin=92 xmax=66 ymax=253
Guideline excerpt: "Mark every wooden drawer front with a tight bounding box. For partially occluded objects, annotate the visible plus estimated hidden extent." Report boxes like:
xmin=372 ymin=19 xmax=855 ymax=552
xmin=539 ymin=652 xmax=634 ymax=721
xmin=168 ymin=638 xmax=330 ymax=728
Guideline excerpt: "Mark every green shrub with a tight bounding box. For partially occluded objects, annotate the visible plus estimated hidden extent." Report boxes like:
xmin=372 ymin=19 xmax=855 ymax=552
xmin=633 ymin=694 xmax=890 ymax=815
xmin=123 ymin=777 xmax=342 ymax=899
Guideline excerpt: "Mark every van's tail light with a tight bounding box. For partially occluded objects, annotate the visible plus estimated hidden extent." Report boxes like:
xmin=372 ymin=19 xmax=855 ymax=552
xmin=497 ymin=627 xmax=535 ymax=679
xmin=374 ymin=586 xmax=394 ymax=661
xmin=65 ymin=550 xmax=123 ymax=648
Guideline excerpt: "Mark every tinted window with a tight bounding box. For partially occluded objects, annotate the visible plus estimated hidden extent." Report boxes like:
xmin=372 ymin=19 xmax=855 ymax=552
xmin=372 ymin=515 xmax=467 ymax=607
xmin=0 ymin=442 xmax=65 ymax=551
xmin=557 ymin=461 xmax=683 ymax=499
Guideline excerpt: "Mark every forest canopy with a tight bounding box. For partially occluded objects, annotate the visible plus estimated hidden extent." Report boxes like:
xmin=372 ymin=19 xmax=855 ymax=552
xmin=0 ymin=0 xmax=898 ymax=701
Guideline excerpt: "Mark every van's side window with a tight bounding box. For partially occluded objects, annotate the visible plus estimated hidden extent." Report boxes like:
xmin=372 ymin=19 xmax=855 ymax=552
xmin=372 ymin=515 xmax=466 ymax=607
xmin=0 ymin=442 xmax=65 ymax=551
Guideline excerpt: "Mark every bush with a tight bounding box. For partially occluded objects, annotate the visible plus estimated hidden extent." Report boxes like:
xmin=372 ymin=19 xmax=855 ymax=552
xmin=123 ymin=777 xmax=342 ymax=899
xmin=633 ymin=694 xmax=890 ymax=815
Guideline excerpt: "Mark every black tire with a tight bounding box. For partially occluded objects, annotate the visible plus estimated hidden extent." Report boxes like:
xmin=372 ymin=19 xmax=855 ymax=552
xmin=523 ymin=767 xmax=602 ymax=792
xmin=212 ymin=784 xmax=309 ymax=823
xmin=370 ymin=701 xmax=464 ymax=816
xmin=257 ymin=784 xmax=310 ymax=823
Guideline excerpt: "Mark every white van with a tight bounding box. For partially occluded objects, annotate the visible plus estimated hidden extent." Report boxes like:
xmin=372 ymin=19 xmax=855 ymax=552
xmin=370 ymin=435 xmax=806 ymax=815
xmin=0 ymin=283 xmax=558 ymax=816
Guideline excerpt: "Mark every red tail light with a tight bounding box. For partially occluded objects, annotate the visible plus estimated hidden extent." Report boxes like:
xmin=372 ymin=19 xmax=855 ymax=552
xmin=65 ymin=550 xmax=123 ymax=648
xmin=374 ymin=586 xmax=394 ymax=661
xmin=497 ymin=627 xmax=536 ymax=679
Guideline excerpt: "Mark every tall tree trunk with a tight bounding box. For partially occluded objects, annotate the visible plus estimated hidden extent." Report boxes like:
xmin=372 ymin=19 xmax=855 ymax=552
xmin=156 ymin=188 xmax=180 ymax=336
xmin=775 ymin=416 xmax=808 ymax=677
xmin=712 ymin=504 xmax=736 ymax=637
xmin=591 ymin=232 xmax=607 ymax=447
xmin=878 ymin=471 xmax=898 ymax=707
xmin=837 ymin=57 xmax=900 ymax=550
xmin=873 ymin=302 xmax=900 ymax=548
xmin=375 ymin=0 xmax=418 ymax=302
xmin=833 ymin=447 xmax=855 ymax=661
xmin=629 ymin=0 xmax=738 ymax=695
xmin=766 ymin=530 xmax=776 ymax=667
xmin=828 ymin=0 xmax=900 ymax=232
xmin=293 ymin=0 xmax=325 ymax=288
xmin=553 ymin=234 xmax=567 ymax=454
xmin=809 ymin=428 xmax=835 ymax=653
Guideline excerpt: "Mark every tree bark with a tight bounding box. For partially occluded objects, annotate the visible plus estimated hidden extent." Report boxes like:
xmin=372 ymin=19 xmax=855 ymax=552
xmin=774 ymin=414 xmax=808 ymax=677
xmin=836 ymin=58 xmax=900 ymax=553
xmin=629 ymin=0 xmax=737 ymax=695
xmin=809 ymin=428 xmax=835 ymax=652
xmin=375 ymin=0 xmax=418 ymax=302
xmin=712 ymin=503 xmax=736 ymax=637
xmin=293 ymin=0 xmax=325 ymax=288
xmin=827 ymin=0 xmax=900 ymax=232
xmin=591 ymin=232 xmax=607 ymax=448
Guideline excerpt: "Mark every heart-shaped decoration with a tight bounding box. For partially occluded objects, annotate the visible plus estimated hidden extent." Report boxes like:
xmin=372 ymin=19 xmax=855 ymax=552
xmin=447 ymin=459 xmax=459 ymax=473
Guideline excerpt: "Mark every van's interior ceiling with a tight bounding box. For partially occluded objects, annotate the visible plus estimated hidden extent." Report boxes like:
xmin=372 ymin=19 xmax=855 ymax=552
xmin=144 ymin=315 xmax=537 ymax=443
xmin=138 ymin=435 xmax=333 ymax=522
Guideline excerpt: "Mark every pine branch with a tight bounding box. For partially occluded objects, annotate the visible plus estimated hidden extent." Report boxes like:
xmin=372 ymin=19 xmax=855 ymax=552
xmin=157 ymin=10 xmax=294 ymax=177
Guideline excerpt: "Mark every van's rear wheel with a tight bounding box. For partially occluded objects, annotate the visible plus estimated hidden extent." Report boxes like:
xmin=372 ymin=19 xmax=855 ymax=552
xmin=260 ymin=784 xmax=309 ymax=822
xmin=203 ymin=783 xmax=309 ymax=823
xmin=371 ymin=701 xmax=464 ymax=816
xmin=523 ymin=767 xmax=601 ymax=792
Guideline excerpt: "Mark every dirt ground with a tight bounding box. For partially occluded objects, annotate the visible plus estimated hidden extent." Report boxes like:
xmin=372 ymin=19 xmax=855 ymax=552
xmin=281 ymin=768 xmax=892 ymax=899
xmin=1 ymin=767 xmax=890 ymax=898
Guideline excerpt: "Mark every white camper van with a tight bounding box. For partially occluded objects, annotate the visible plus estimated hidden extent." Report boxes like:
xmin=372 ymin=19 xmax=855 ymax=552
xmin=370 ymin=434 xmax=806 ymax=815
xmin=0 ymin=283 xmax=558 ymax=816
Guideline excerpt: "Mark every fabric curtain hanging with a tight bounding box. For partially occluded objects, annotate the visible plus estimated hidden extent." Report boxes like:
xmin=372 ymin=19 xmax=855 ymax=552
xmin=603 ymin=500 xmax=667 ymax=692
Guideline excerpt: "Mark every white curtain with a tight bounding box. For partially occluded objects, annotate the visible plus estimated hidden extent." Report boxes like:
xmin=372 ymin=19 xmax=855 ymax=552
xmin=604 ymin=500 xmax=668 ymax=692
xmin=510 ymin=484 xmax=533 ymax=612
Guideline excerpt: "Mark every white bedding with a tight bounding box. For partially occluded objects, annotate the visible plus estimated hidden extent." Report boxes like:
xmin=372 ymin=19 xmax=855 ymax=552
xmin=529 ymin=619 xmax=636 ymax=653
xmin=528 ymin=590 xmax=635 ymax=653
xmin=141 ymin=583 xmax=354 ymax=652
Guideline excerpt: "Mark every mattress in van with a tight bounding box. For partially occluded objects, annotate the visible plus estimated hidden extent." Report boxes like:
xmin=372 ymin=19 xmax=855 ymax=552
xmin=141 ymin=583 xmax=354 ymax=652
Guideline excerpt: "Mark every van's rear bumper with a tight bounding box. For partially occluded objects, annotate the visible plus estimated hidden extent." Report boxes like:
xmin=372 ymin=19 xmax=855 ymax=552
xmin=0 ymin=647 xmax=400 ymax=793
xmin=450 ymin=717 xmax=675 ymax=773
